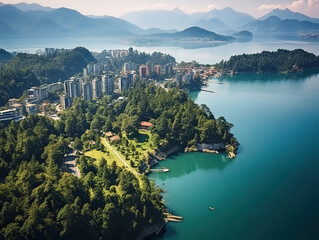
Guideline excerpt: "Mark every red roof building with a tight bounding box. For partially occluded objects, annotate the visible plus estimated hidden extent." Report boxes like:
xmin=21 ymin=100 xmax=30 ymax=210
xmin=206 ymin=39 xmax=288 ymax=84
xmin=140 ymin=121 xmax=153 ymax=129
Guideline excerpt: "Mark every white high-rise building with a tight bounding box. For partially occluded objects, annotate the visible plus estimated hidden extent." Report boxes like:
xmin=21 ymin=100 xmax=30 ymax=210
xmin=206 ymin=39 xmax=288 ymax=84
xmin=92 ymin=78 xmax=102 ymax=99
xmin=82 ymin=82 xmax=93 ymax=101
xmin=119 ymin=77 xmax=129 ymax=93
xmin=102 ymin=75 xmax=114 ymax=95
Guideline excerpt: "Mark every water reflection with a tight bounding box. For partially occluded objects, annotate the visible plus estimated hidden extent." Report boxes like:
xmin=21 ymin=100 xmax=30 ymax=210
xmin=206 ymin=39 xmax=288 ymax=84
xmin=151 ymin=152 xmax=234 ymax=181
xmin=220 ymin=69 xmax=319 ymax=83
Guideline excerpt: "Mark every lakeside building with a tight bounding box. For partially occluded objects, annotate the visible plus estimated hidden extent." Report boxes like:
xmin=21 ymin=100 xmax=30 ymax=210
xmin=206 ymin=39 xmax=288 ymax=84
xmin=139 ymin=65 xmax=149 ymax=78
xmin=92 ymin=78 xmax=102 ymax=99
xmin=102 ymin=75 xmax=114 ymax=95
xmin=183 ymin=72 xmax=194 ymax=83
xmin=0 ymin=109 xmax=24 ymax=122
xmin=82 ymin=81 xmax=93 ymax=101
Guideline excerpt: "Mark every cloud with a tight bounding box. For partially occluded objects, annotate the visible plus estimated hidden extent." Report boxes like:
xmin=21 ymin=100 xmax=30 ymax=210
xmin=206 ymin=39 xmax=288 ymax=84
xmin=257 ymin=0 xmax=319 ymax=17
xmin=258 ymin=4 xmax=283 ymax=11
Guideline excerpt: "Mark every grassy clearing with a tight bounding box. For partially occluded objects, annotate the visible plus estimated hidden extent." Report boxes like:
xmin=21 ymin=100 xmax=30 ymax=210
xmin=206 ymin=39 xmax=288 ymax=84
xmin=85 ymin=148 xmax=125 ymax=167
xmin=85 ymin=129 xmax=156 ymax=176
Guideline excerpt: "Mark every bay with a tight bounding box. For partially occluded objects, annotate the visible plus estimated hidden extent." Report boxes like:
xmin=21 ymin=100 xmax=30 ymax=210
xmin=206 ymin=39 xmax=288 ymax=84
xmin=149 ymin=70 xmax=319 ymax=240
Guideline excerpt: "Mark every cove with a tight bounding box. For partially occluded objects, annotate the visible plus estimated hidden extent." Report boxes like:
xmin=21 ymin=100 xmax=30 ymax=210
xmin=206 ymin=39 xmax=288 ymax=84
xmin=149 ymin=70 xmax=319 ymax=240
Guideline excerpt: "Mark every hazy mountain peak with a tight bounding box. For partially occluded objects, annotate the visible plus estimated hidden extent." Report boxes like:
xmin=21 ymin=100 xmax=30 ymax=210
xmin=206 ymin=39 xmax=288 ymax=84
xmin=171 ymin=7 xmax=185 ymax=14
xmin=259 ymin=7 xmax=319 ymax=23
xmin=7 ymin=2 xmax=53 ymax=12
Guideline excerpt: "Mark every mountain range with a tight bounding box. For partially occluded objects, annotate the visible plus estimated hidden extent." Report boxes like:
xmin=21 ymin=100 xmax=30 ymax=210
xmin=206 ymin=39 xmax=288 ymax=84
xmin=121 ymin=7 xmax=255 ymax=31
xmin=259 ymin=8 xmax=319 ymax=23
xmin=0 ymin=2 xmax=318 ymax=40
xmin=244 ymin=16 xmax=319 ymax=37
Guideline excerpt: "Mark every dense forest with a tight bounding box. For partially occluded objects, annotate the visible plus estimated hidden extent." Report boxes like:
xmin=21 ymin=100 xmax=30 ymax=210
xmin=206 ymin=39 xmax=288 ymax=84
xmin=0 ymin=47 xmax=96 ymax=106
xmin=216 ymin=49 xmax=319 ymax=73
xmin=0 ymin=116 xmax=164 ymax=240
xmin=0 ymin=49 xmax=12 ymax=62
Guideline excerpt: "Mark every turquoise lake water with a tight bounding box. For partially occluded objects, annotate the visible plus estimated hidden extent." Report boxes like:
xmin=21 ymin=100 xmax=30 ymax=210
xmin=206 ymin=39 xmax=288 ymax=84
xmin=149 ymin=70 xmax=319 ymax=240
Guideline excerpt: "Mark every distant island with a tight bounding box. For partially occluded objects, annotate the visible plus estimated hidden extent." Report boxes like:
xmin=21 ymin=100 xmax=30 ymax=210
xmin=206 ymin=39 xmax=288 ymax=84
xmin=216 ymin=49 xmax=319 ymax=73
xmin=127 ymin=27 xmax=238 ymax=47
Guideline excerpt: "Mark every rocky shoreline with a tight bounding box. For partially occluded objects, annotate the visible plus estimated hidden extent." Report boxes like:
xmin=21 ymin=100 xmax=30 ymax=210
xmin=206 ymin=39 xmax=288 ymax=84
xmin=184 ymin=142 xmax=237 ymax=158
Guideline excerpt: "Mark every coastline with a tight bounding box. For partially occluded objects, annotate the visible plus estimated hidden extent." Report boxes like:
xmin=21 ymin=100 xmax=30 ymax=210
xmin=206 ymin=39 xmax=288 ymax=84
xmin=135 ymin=220 xmax=166 ymax=240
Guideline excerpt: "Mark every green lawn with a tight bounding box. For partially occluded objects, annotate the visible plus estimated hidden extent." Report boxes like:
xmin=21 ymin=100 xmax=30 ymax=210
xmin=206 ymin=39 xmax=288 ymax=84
xmin=85 ymin=130 xmax=156 ymax=175
xmin=85 ymin=148 xmax=125 ymax=167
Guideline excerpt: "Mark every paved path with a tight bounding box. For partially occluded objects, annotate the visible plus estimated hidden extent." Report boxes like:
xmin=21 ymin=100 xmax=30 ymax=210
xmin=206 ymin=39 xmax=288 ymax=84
xmin=103 ymin=138 xmax=139 ymax=175
xmin=65 ymin=149 xmax=80 ymax=178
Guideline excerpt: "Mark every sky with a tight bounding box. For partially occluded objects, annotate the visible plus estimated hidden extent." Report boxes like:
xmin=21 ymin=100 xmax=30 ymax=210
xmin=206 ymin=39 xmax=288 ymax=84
xmin=2 ymin=0 xmax=319 ymax=18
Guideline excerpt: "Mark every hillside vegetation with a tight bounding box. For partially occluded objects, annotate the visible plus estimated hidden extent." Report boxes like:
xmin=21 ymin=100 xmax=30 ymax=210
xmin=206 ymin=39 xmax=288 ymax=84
xmin=0 ymin=47 xmax=95 ymax=106
xmin=216 ymin=49 xmax=319 ymax=72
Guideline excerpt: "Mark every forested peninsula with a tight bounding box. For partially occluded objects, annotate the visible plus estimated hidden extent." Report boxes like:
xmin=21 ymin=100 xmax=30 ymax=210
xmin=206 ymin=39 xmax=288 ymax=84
xmin=216 ymin=49 xmax=319 ymax=73
xmin=0 ymin=83 xmax=238 ymax=239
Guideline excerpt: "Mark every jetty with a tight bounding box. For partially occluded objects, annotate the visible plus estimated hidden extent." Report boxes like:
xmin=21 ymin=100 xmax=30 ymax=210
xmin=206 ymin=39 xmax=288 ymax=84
xmin=165 ymin=213 xmax=183 ymax=222
xmin=150 ymin=167 xmax=169 ymax=173
xmin=200 ymin=89 xmax=215 ymax=94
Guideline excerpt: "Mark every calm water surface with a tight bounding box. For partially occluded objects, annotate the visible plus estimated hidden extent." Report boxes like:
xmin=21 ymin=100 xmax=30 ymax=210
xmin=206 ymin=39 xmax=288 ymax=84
xmin=149 ymin=70 xmax=319 ymax=240
xmin=1 ymin=37 xmax=319 ymax=64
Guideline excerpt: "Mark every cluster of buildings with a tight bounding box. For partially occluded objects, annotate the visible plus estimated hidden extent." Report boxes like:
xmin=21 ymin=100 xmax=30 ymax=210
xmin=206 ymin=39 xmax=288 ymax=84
xmin=44 ymin=48 xmax=69 ymax=56
xmin=83 ymin=63 xmax=105 ymax=76
xmin=0 ymin=82 xmax=63 ymax=122
xmin=136 ymin=63 xmax=174 ymax=79
xmin=25 ymin=83 xmax=63 ymax=114
xmin=60 ymin=75 xmax=114 ymax=109
xmin=108 ymin=49 xmax=130 ymax=58
xmin=176 ymin=65 xmax=221 ymax=80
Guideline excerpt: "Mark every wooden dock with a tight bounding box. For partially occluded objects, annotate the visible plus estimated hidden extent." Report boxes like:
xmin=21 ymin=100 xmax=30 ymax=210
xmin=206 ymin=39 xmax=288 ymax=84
xmin=150 ymin=167 xmax=169 ymax=173
xmin=165 ymin=213 xmax=183 ymax=222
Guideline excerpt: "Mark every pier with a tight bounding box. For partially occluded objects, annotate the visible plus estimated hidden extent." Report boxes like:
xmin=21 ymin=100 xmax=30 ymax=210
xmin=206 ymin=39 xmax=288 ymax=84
xmin=165 ymin=213 xmax=183 ymax=222
xmin=150 ymin=167 xmax=169 ymax=173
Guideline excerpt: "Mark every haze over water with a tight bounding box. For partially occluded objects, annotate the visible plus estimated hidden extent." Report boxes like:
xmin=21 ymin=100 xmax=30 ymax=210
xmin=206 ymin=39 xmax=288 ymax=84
xmin=150 ymin=70 xmax=319 ymax=240
xmin=1 ymin=38 xmax=319 ymax=64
